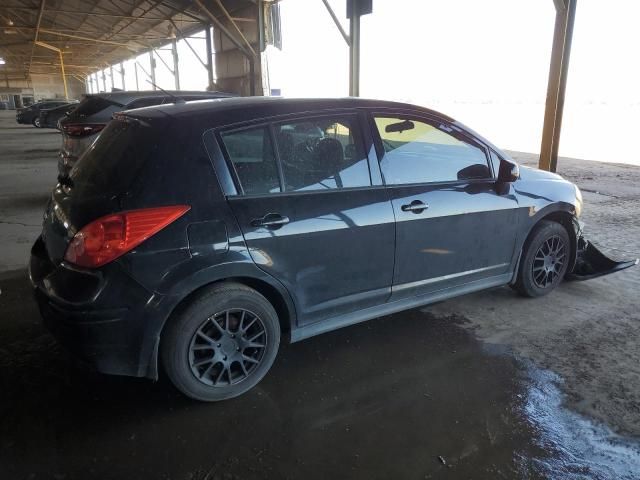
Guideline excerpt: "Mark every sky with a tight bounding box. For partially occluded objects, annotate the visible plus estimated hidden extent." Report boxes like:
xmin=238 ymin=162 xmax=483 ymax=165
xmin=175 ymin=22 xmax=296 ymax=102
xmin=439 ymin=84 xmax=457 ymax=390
xmin=89 ymin=0 xmax=640 ymax=165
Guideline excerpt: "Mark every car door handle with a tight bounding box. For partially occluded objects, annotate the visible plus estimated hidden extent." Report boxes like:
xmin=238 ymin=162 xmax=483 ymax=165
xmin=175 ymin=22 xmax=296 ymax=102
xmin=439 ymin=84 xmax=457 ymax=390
xmin=401 ymin=200 xmax=429 ymax=213
xmin=251 ymin=213 xmax=290 ymax=228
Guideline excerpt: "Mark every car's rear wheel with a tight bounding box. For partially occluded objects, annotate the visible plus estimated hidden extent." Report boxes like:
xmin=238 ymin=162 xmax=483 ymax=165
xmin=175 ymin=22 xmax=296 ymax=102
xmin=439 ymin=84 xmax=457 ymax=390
xmin=161 ymin=283 xmax=280 ymax=401
xmin=514 ymin=220 xmax=570 ymax=297
xmin=32 ymin=117 xmax=41 ymax=128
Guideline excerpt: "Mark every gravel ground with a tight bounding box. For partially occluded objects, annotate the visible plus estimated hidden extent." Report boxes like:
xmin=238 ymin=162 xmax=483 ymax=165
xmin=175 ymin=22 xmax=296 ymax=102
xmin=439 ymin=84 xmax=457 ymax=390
xmin=429 ymin=150 xmax=640 ymax=437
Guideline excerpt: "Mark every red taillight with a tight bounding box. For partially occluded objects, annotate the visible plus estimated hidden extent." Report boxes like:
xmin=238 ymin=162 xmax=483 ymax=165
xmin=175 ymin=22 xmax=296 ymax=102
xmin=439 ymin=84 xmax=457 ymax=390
xmin=64 ymin=205 xmax=190 ymax=268
xmin=62 ymin=123 xmax=105 ymax=137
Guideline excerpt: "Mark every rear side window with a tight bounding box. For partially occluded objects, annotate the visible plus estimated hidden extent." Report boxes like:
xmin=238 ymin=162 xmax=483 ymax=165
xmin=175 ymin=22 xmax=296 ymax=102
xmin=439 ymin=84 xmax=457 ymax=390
xmin=274 ymin=116 xmax=370 ymax=191
xmin=374 ymin=116 xmax=491 ymax=184
xmin=221 ymin=126 xmax=281 ymax=195
xmin=74 ymin=96 xmax=121 ymax=117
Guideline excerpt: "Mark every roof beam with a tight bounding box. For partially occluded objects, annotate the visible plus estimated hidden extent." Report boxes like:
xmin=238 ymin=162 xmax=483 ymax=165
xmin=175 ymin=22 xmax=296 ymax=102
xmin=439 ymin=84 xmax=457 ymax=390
xmin=0 ymin=6 xmax=199 ymax=23
xmin=26 ymin=0 xmax=46 ymax=77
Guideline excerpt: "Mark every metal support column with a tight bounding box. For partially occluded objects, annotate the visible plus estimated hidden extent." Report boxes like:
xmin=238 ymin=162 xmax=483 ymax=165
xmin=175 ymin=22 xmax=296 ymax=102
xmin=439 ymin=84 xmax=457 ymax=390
xmin=109 ymin=64 xmax=114 ymax=90
xmin=205 ymin=26 xmax=215 ymax=90
xmin=171 ymin=39 xmax=180 ymax=90
xmin=134 ymin=62 xmax=139 ymax=90
xmin=348 ymin=1 xmax=360 ymax=97
xmin=539 ymin=0 xmax=577 ymax=172
xmin=101 ymin=70 xmax=106 ymax=92
xmin=149 ymin=51 xmax=156 ymax=90
xmin=120 ymin=62 xmax=125 ymax=90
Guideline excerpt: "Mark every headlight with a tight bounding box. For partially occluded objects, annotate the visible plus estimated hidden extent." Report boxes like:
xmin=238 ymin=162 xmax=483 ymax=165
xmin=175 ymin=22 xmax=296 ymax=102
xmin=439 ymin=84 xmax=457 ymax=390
xmin=574 ymin=185 xmax=583 ymax=218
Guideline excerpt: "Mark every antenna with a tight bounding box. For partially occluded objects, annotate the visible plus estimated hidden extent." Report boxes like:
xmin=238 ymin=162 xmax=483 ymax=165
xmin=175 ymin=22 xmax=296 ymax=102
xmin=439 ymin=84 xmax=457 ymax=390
xmin=145 ymin=79 xmax=185 ymax=104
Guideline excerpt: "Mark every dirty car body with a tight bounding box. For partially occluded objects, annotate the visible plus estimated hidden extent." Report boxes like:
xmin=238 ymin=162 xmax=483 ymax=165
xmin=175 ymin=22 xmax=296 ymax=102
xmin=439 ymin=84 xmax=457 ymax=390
xmin=29 ymin=97 xmax=637 ymax=399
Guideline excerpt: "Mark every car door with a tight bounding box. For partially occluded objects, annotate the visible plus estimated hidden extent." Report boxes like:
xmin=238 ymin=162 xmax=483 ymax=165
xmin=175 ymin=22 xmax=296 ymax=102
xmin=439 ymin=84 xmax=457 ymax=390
xmin=370 ymin=112 xmax=520 ymax=301
xmin=212 ymin=112 xmax=396 ymax=326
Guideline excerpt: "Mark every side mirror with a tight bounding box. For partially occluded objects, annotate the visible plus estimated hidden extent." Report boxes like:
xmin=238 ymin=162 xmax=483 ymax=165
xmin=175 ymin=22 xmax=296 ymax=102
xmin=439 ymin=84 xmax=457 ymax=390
xmin=497 ymin=159 xmax=520 ymax=183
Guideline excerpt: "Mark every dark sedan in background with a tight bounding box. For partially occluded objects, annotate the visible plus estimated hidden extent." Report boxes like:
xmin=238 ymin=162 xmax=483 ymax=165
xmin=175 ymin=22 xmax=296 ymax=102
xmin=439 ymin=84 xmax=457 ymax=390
xmin=57 ymin=90 xmax=234 ymax=177
xmin=38 ymin=102 xmax=79 ymax=129
xmin=31 ymin=97 xmax=637 ymax=402
xmin=16 ymin=100 xmax=76 ymax=127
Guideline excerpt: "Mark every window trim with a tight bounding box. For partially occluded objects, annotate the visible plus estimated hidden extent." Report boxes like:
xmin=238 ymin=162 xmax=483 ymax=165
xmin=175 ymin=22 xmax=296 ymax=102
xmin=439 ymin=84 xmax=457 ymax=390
xmin=214 ymin=111 xmax=377 ymax=197
xmin=367 ymin=110 xmax=495 ymax=187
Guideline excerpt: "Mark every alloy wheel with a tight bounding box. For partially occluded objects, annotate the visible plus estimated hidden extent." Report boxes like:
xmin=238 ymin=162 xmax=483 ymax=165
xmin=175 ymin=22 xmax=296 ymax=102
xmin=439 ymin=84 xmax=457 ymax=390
xmin=188 ymin=309 xmax=267 ymax=387
xmin=532 ymin=235 xmax=567 ymax=288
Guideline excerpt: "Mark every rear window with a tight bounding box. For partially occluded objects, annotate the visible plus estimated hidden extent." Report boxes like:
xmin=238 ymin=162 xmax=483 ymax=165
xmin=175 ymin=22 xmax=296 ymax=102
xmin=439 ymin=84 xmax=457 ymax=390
xmin=73 ymin=96 xmax=121 ymax=117
xmin=69 ymin=117 xmax=168 ymax=196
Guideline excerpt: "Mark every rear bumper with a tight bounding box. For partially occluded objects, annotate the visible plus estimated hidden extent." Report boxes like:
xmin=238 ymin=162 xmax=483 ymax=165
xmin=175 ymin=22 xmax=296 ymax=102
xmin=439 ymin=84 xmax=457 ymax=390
xmin=29 ymin=236 xmax=174 ymax=378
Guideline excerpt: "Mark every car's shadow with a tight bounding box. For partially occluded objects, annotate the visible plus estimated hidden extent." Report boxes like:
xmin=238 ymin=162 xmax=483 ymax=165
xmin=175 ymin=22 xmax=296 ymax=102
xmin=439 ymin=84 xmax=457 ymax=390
xmin=0 ymin=269 xmax=550 ymax=480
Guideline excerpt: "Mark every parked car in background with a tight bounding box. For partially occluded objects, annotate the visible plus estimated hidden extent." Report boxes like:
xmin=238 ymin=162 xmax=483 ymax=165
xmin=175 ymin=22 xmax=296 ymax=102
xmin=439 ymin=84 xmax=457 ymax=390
xmin=57 ymin=90 xmax=234 ymax=177
xmin=31 ymin=97 xmax=637 ymax=402
xmin=16 ymin=100 xmax=75 ymax=127
xmin=38 ymin=101 xmax=79 ymax=129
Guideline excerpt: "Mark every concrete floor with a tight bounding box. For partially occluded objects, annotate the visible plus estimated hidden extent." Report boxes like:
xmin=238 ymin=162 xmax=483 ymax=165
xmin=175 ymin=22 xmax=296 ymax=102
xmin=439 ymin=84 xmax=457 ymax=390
xmin=1 ymin=111 xmax=639 ymax=479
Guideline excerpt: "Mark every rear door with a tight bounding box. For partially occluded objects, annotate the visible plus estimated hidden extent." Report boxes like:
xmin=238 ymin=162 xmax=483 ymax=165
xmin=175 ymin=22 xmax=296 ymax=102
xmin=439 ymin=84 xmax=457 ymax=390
xmin=211 ymin=112 xmax=395 ymax=326
xmin=370 ymin=112 xmax=520 ymax=300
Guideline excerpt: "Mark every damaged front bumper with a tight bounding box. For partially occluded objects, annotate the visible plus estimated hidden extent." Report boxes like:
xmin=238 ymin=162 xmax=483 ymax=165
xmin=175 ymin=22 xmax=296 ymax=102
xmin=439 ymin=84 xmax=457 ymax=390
xmin=568 ymin=236 xmax=639 ymax=281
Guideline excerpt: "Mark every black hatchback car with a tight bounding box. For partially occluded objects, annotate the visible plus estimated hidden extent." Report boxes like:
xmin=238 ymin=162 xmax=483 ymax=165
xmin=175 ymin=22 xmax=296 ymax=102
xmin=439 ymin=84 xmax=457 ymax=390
xmin=30 ymin=97 xmax=637 ymax=401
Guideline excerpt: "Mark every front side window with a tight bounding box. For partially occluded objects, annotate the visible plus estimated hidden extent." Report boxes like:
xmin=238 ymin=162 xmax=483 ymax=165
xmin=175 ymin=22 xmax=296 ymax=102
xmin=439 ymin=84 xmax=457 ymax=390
xmin=221 ymin=126 xmax=280 ymax=195
xmin=374 ymin=116 xmax=491 ymax=185
xmin=274 ymin=116 xmax=371 ymax=191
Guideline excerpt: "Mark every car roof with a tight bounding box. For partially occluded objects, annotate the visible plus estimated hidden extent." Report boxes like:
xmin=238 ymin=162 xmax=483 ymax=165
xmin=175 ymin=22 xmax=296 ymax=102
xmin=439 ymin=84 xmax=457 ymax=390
xmin=124 ymin=96 xmax=456 ymax=124
xmin=86 ymin=90 xmax=234 ymax=106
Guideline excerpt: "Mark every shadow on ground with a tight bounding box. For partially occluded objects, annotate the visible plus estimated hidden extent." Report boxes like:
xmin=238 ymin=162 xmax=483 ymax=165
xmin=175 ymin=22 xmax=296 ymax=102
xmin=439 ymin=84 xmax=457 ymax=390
xmin=3 ymin=269 xmax=640 ymax=479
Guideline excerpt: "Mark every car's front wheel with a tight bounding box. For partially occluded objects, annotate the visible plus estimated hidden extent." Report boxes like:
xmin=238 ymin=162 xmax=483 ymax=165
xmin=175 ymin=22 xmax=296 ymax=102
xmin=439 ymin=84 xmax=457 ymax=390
xmin=161 ymin=283 xmax=280 ymax=401
xmin=32 ymin=117 xmax=41 ymax=128
xmin=514 ymin=220 xmax=570 ymax=297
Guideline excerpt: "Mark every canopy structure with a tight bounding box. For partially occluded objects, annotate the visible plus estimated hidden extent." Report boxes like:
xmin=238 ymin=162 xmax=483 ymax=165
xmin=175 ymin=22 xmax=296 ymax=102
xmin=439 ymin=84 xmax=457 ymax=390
xmin=0 ymin=0 xmax=264 ymax=97
xmin=1 ymin=0 xmax=577 ymax=172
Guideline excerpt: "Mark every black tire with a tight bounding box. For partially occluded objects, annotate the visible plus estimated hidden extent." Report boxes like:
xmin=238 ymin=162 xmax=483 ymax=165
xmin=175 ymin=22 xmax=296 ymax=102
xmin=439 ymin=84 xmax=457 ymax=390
xmin=513 ymin=220 xmax=570 ymax=298
xmin=161 ymin=282 xmax=280 ymax=401
xmin=32 ymin=117 xmax=41 ymax=128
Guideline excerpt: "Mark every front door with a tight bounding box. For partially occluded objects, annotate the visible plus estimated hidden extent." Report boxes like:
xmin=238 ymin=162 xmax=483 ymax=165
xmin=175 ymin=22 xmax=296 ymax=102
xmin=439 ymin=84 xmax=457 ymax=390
xmin=218 ymin=113 xmax=396 ymax=326
xmin=371 ymin=113 xmax=520 ymax=300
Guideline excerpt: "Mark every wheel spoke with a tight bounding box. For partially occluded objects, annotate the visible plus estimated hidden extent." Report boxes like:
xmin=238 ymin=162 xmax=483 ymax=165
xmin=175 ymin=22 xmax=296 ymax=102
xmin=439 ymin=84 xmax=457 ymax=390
xmin=247 ymin=331 xmax=264 ymax=342
xmin=239 ymin=360 xmax=249 ymax=376
xmin=196 ymin=330 xmax=216 ymax=345
xmin=242 ymin=355 xmax=259 ymax=364
xmin=244 ymin=341 xmax=265 ymax=349
xmin=193 ymin=358 xmax=214 ymax=368
xmin=214 ymin=365 xmax=226 ymax=385
xmin=242 ymin=316 xmax=258 ymax=333
xmin=200 ymin=362 xmax=216 ymax=380
xmin=192 ymin=344 xmax=214 ymax=351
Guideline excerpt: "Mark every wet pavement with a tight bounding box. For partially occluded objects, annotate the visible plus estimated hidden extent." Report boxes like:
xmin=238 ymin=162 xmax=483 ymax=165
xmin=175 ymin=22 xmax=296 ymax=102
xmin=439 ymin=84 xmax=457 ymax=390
xmin=2 ymin=269 xmax=639 ymax=480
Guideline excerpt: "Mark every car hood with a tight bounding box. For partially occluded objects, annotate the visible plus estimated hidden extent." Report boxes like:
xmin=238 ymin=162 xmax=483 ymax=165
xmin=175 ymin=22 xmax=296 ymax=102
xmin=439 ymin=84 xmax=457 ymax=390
xmin=518 ymin=165 xmax=565 ymax=182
